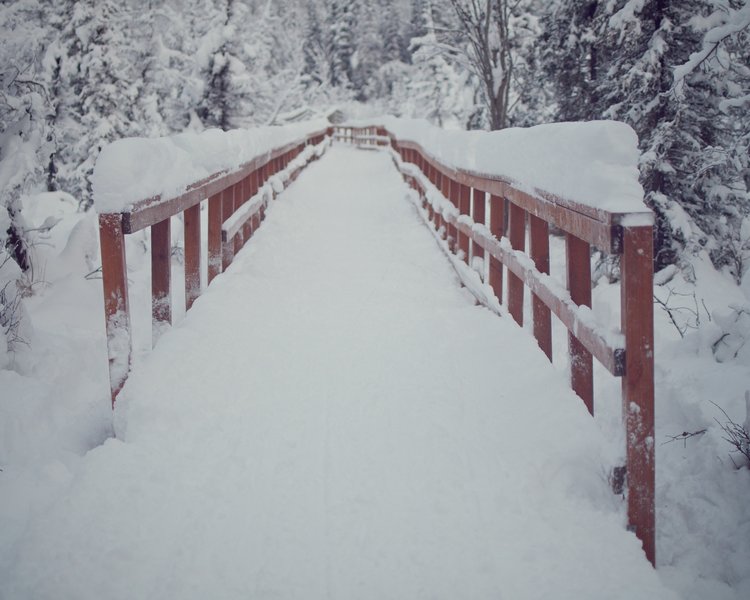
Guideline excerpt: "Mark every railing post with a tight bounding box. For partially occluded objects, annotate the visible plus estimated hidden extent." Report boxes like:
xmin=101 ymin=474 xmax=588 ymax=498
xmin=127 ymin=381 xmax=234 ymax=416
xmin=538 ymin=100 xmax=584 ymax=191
xmin=233 ymin=181 xmax=243 ymax=254
xmin=621 ymin=225 xmax=655 ymax=566
xmin=472 ymin=189 xmax=486 ymax=275
xmin=242 ymin=175 xmax=252 ymax=242
xmin=447 ymin=177 xmax=459 ymax=251
xmin=427 ymin=162 xmax=435 ymax=226
xmin=207 ymin=192 xmax=222 ymax=283
xmin=489 ymin=194 xmax=504 ymax=304
xmin=99 ymin=213 xmax=132 ymax=408
xmin=529 ymin=214 xmax=552 ymax=360
xmin=566 ymin=234 xmax=594 ymax=413
xmin=459 ymin=183 xmax=471 ymax=263
xmin=221 ymin=186 xmax=235 ymax=271
xmin=259 ymin=163 xmax=267 ymax=221
xmin=507 ymin=203 xmax=525 ymax=325
xmin=251 ymin=169 xmax=261 ymax=233
xmin=184 ymin=202 xmax=201 ymax=310
xmin=151 ymin=217 xmax=171 ymax=343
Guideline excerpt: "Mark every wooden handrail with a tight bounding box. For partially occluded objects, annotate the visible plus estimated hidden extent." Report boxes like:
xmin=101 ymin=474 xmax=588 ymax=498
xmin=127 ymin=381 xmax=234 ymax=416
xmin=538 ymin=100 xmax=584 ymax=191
xmin=334 ymin=124 xmax=656 ymax=566
xmin=97 ymin=127 xmax=333 ymax=410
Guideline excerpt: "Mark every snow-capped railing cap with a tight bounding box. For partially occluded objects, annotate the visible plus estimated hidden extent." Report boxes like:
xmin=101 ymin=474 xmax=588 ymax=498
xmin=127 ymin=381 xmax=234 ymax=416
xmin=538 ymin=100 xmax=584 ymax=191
xmin=92 ymin=120 xmax=330 ymax=220
xmin=343 ymin=116 xmax=652 ymax=223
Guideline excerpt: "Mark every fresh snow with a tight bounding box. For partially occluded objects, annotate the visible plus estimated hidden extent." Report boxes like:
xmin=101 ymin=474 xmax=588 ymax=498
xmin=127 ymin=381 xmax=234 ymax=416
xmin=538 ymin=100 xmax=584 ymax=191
xmin=346 ymin=117 xmax=650 ymax=216
xmin=92 ymin=119 xmax=330 ymax=214
xmin=2 ymin=146 xmax=674 ymax=599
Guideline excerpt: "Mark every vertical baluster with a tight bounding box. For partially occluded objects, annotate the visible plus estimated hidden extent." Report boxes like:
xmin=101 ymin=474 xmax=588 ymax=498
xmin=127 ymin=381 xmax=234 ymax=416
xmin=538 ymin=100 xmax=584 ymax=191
xmin=221 ymin=186 xmax=234 ymax=272
xmin=233 ymin=181 xmax=244 ymax=254
xmin=489 ymin=194 xmax=504 ymax=304
xmin=438 ymin=170 xmax=448 ymax=238
xmin=566 ymin=234 xmax=593 ymax=413
xmin=184 ymin=202 xmax=201 ymax=310
xmin=242 ymin=175 xmax=252 ymax=242
xmin=259 ymin=163 xmax=267 ymax=221
xmin=419 ymin=153 xmax=428 ymax=211
xmin=529 ymin=214 xmax=552 ymax=360
xmin=151 ymin=217 xmax=171 ymax=343
xmin=621 ymin=225 xmax=656 ymax=566
xmin=208 ymin=192 xmax=222 ymax=283
xmin=251 ymin=169 xmax=260 ymax=234
xmin=507 ymin=203 xmax=525 ymax=326
xmin=99 ymin=213 xmax=132 ymax=408
xmin=472 ymin=189 xmax=486 ymax=277
xmin=459 ymin=183 xmax=471 ymax=263
xmin=447 ymin=176 xmax=459 ymax=251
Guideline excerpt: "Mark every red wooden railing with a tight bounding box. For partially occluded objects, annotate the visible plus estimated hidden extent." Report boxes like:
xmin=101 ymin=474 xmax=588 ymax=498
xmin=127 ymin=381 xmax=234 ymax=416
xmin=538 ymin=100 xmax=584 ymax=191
xmin=334 ymin=124 xmax=656 ymax=566
xmin=97 ymin=119 xmax=656 ymax=566
xmin=98 ymin=127 xmax=332 ymax=408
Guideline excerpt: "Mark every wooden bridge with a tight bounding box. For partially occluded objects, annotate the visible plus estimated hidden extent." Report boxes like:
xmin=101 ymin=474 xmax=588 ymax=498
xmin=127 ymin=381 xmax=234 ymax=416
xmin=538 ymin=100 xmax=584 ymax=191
xmin=67 ymin=122 xmax=666 ymax=599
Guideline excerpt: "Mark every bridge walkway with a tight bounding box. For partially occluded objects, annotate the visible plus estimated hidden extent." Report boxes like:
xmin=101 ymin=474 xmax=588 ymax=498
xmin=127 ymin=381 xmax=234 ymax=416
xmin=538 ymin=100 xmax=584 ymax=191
xmin=5 ymin=146 xmax=674 ymax=600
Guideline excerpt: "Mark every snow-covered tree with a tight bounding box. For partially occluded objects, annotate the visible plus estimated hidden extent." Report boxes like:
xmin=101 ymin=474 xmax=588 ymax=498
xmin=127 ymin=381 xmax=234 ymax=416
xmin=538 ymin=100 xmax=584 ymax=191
xmin=542 ymin=0 xmax=750 ymax=274
xmin=391 ymin=0 xmax=475 ymax=127
xmin=351 ymin=1 xmax=384 ymax=100
xmin=52 ymin=0 xmax=153 ymax=207
xmin=0 ymin=1 xmax=55 ymax=270
xmin=327 ymin=0 xmax=356 ymax=88
xmin=668 ymin=1 xmax=750 ymax=282
xmin=446 ymin=0 xmax=544 ymax=130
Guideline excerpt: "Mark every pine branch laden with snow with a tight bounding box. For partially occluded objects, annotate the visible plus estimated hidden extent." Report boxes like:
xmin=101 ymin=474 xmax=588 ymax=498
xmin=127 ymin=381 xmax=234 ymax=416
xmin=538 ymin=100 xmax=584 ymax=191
xmin=542 ymin=0 xmax=750 ymax=279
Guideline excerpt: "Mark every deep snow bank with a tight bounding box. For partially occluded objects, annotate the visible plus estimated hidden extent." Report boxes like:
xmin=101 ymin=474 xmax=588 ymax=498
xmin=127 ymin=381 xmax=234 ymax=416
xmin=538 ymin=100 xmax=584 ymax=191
xmin=92 ymin=119 xmax=330 ymax=214
xmin=346 ymin=117 xmax=648 ymax=216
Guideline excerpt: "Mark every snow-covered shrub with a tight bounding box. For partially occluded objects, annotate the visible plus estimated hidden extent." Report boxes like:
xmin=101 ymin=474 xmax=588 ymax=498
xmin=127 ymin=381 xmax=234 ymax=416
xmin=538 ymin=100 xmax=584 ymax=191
xmin=711 ymin=304 xmax=750 ymax=365
xmin=713 ymin=392 xmax=750 ymax=468
xmin=0 ymin=247 xmax=24 ymax=364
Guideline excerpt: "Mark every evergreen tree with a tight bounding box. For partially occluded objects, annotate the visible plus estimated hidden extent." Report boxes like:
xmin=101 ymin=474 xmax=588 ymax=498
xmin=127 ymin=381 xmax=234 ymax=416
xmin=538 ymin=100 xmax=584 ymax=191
xmin=380 ymin=0 xmax=407 ymax=63
xmin=328 ymin=0 xmax=355 ymax=88
xmin=54 ymin=0 xmax=150 ymax=207
xmin=197 ymin=0 xmax=236 ymax=130
xmin=351 ymin=1 xmax=384 ymax=100
xmin=542 ymin=0 xmax=750 ymax=273
xmin=303 ymin=1 xmax=328 ymax=85
xmin=540 ymin=1 xmax=603 ymax=122
xmin=1 ymin=0 xmax=56 ymax=271
xmin=393 ymin=0 xmax=474 ymax=127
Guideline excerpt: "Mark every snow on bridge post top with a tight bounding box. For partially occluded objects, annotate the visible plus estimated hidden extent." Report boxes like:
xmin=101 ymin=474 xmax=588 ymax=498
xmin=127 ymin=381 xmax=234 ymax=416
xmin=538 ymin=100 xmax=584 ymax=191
xmin=345 ymin=116 xmax=652 ymax=220
xmin=92 ymin=119 xmax=331 ymax=214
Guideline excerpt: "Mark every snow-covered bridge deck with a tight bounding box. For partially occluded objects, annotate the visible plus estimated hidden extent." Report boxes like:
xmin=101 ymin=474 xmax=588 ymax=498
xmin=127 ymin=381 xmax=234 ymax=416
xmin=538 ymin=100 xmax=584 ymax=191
xmin=5 ymin=147 xmax=673 ymax=599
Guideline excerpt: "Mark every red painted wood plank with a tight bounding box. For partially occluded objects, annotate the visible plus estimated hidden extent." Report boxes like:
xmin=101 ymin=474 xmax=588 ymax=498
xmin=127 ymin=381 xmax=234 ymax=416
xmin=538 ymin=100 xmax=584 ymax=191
xmin=221 ymin=186 xmax=234 ymax=272
xmin=472 ymin=189 xmax=486 ymax=273
xmin=621 ymin=225 xmax=656 ymax=566
xmin=458 ymin=183 xmax=471 ymax=263
xmin=151 ymin=217 xmax=172 ymax=343
xmin=507 ymin=203 xmax=525 ymax=326
xmin=529 ymin=214 xmax=552 ymax=361
xmin=488 ymin=195 xmax=504 ymax=304
xmin=208 ymin=192 xmax=222 ymax=283
xmin=566 ymin=234 xmax=593 ymax=413
xmin=184 ymin=202 xmax=201 ymax=310
xmin=98 ymin=213 xmax=132 ymax=408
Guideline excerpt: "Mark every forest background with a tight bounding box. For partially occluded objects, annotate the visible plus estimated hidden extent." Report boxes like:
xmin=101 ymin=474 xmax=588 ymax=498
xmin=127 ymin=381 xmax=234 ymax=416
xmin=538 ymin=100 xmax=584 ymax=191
xmin=2 ymin=0 xmax=749 ymax=298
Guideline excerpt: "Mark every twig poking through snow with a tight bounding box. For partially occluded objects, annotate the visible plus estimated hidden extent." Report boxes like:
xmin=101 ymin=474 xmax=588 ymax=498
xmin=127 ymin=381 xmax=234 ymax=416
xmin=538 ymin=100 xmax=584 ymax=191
xmin=662 ymin=429 xmax=707 ymax=448
xmin=710 ymin=399 xmax=750 ymax=467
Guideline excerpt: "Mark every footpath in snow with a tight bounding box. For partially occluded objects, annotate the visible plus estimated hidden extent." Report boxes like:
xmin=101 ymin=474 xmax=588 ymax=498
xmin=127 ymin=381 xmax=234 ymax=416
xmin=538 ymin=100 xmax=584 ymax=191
xmin=2 ymin=146 xmax=677 ymax=599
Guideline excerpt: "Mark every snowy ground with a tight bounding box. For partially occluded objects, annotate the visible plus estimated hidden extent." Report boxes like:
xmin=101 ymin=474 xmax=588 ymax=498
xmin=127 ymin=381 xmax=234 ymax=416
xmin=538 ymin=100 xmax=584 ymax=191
xmin=0 ymin=145 xmax=748 ymax=598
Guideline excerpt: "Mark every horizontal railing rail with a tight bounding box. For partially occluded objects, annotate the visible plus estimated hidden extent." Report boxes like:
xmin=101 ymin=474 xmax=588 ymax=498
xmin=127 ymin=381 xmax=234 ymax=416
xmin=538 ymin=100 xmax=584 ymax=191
xmin=334 ymin=124 xmax=656 ymax=566
xmin=98 ymin=127 xmax=332 ymax=409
